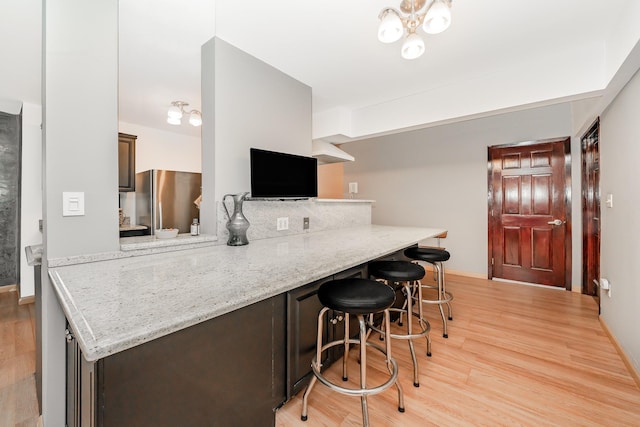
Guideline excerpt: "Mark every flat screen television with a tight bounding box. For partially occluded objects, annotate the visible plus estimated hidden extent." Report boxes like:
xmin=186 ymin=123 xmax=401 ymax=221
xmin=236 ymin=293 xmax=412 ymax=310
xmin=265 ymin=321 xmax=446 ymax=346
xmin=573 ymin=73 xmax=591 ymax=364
xmin=250 ymin=148 xmax=318 ymax=199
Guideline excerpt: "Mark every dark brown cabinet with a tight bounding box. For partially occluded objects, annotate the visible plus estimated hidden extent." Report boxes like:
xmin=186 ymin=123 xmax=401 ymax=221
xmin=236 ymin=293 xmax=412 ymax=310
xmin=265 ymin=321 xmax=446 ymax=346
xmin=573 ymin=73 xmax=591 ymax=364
xmin=286 ymin=276 xmax=333 ymax=399
xmin=118 ymin=133 xmax=136 ymax=192
xmin=67 ymin=295 xmax=286 ymax=427
xmin=286 ymin=264 xmax=367 ymax=400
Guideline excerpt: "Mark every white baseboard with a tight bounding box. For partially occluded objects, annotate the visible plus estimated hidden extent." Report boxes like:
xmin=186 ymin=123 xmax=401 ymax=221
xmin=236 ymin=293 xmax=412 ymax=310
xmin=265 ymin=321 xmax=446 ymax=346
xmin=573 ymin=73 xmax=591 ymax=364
xmin=0 ymin=284 xmax=17 ymax=293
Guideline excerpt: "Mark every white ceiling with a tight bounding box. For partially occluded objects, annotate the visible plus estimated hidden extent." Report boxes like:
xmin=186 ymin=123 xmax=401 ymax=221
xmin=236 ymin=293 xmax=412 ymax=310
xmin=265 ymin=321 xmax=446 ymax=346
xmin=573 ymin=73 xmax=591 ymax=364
xmin=1 ymin=1 xmax=634 ymax=140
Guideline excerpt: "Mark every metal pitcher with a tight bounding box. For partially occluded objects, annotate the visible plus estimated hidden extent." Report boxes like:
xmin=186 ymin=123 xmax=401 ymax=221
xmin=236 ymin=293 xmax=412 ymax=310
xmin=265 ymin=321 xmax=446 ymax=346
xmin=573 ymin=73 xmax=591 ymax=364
xmin=222 ymin=192 xmax=250 ymax=246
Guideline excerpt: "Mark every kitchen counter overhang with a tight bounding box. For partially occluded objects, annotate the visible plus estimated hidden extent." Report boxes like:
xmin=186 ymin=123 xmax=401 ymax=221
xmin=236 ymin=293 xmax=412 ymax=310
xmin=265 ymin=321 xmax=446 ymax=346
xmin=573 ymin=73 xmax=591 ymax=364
xmin=49 ymin=224 xmax=446 ymax=362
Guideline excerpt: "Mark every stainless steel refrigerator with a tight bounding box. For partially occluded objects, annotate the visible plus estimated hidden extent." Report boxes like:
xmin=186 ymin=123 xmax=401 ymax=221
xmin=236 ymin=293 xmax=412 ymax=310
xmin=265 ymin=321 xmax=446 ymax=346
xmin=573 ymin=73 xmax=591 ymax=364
xmin=135 ymin=170 xmax=202 ymax=235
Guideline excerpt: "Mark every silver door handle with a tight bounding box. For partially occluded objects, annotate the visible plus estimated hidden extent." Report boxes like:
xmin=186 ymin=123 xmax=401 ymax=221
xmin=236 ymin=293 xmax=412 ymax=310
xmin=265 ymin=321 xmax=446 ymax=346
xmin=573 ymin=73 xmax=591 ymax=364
xmin=547 ymin=219 xmax=565 ymax=226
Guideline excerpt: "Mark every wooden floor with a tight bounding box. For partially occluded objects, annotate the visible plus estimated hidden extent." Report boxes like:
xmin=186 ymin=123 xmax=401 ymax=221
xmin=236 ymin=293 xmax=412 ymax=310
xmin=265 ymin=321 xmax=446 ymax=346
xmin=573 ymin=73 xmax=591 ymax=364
xmin=276 ymin=274 xmax=640 ymax=426
xmin=2 ymin=276 xmax=640 ymax=426
xmin=0 ymin=289 xmax=40 ymax=427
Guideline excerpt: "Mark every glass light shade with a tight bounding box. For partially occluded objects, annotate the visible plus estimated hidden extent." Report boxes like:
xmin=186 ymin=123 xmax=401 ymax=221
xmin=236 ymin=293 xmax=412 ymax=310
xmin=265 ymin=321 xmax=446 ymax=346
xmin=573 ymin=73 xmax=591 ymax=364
xmin=167 ymin=116 xmax=181 ymax=125
xmin=378 ymin=10 xmax=403 ymax=43
xmin=401 ymin=33 xmax=425 ymax=59
xmin=189 ymin=111 xmax=202 ymax=127
xmin=423 ymin=0 xmax=451 ymax=34
xmin=167 ymin=105 xmax=183 ymax=120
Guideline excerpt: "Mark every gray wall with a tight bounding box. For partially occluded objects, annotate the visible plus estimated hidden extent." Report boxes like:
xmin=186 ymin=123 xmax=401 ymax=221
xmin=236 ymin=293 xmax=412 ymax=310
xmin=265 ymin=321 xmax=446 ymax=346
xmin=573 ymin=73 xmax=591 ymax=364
xmin=42 ymin=1 xmax=119 ymax=425
xmin=200 ymin=37 xmax=312 ymax=234
xmin=600 ymin=68 xmax=640 ymax=373
xmin=342 ymin=104 xmax=573 ymax=278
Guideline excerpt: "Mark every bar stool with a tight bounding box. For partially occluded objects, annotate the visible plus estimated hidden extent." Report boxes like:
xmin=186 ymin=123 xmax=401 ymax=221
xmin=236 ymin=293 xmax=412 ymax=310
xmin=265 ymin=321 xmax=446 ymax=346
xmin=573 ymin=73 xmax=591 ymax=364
xmin=404 ymin=247 xmax=453 ymax=338
xmin=367 ymin=261 xmax=431 ymax=388
xmin=301 ymin=278 xmax=404 ymax=426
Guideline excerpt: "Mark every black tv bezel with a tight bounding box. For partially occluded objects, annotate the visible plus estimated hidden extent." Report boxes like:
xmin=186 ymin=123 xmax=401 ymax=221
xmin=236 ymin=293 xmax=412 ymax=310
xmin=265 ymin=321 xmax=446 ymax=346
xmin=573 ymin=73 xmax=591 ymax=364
xmin=249 ymin=148 xmax=318 ymax=200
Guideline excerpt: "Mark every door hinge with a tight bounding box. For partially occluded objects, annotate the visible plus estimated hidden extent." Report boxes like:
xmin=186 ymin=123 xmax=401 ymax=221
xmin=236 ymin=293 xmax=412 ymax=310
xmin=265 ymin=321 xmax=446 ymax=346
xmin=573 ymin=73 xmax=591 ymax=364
xmin=491 ymin=257 xmax=494 ymax=265
xmin=65 ymin=328 xmax=74 ymax=343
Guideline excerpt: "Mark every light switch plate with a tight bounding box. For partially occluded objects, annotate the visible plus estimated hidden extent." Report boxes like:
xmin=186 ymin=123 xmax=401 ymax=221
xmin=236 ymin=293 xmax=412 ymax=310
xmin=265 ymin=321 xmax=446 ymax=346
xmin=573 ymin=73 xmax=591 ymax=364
xmin=63 ymin=192 xmax=85 ymax=216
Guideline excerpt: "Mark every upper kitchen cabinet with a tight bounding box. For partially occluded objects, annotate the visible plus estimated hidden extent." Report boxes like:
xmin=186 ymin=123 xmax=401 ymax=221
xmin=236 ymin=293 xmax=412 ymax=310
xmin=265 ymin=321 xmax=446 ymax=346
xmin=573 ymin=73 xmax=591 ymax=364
xmin=118 ymin=132 xmax=136 ymax=192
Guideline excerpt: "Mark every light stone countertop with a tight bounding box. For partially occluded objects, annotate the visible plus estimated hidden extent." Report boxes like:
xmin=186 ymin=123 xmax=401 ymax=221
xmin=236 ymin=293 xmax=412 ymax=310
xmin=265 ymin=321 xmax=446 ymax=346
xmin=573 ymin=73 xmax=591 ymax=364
xmin=47 ymin=234 xmax=219 ymax=268
xmin=118 ymin=225 xmax=148 ymax=231
xmin=314 ymin=198 xmax=375 ymax=203
xmin=49 ymin=224 xmax=445 ymax=362
xmin=119 ymin=233 xmax=218 ymax=252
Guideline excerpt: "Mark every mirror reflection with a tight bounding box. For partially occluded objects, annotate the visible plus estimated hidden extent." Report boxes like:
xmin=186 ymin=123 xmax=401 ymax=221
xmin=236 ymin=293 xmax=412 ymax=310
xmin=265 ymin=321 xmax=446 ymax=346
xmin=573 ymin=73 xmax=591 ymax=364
xmin=117 ymin=1 xmax=214 ymax=237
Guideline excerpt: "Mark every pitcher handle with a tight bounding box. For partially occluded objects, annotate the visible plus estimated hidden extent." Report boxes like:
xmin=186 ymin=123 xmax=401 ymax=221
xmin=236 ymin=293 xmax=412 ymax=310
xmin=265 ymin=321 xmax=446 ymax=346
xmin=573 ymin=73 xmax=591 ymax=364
xmin=222 ymin=194 xmax=232 ymax=218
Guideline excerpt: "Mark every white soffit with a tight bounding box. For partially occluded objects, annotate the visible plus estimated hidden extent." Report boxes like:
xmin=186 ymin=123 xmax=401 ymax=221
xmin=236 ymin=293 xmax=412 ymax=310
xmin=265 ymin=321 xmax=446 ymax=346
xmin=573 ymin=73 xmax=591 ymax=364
xmin=312 ymin=140 xmax=355 ymax=164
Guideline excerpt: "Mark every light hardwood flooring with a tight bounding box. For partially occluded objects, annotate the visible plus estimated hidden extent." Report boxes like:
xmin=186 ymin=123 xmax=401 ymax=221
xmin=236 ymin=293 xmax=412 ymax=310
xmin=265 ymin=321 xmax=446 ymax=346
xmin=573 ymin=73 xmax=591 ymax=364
xmin=0 ymin=289 xmax=40 ymax=427
xmin=276 ymin=274 xmax=640 ymax=426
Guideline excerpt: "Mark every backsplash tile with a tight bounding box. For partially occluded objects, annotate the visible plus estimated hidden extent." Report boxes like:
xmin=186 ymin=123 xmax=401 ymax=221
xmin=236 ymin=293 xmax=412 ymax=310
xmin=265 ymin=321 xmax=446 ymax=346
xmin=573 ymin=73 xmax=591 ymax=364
xmin=216 ymin=199 xmax=372 ymax=243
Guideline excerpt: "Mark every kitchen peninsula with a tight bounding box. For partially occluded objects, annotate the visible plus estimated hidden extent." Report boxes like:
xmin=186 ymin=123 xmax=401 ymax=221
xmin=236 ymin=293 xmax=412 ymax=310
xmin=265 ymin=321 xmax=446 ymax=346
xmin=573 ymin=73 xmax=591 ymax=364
xmin=49 ymin=225 xmax=445 ymax=426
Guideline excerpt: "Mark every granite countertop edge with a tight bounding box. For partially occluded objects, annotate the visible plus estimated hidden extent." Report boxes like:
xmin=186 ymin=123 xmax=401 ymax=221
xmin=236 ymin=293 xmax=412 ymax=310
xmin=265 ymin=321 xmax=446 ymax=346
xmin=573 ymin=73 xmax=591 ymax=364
xmin=49 ymin=225 xmax=446 ymax=362
xmin=48 ymin=234 xmax=219 ymax=267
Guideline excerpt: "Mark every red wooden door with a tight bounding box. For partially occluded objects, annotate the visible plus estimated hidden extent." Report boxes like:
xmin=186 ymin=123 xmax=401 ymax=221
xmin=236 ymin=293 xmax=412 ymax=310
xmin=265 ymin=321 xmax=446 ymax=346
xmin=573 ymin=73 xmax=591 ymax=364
xmin=581 ymin=120 xmax=600 ymax=300
xmin=489 ymin=139 xmax=570 ymax=288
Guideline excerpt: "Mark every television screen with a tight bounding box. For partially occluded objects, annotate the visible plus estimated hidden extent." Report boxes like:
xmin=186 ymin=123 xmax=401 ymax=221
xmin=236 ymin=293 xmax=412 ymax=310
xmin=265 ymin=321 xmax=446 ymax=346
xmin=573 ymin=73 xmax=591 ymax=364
xmin=250 ymin=148 xmax=318 ymax=199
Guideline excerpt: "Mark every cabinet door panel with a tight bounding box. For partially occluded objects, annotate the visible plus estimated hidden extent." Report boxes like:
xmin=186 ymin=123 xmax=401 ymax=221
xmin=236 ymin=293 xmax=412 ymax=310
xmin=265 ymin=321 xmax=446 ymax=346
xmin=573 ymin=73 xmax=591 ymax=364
xmin=99 ymin=296 xmax=284 ymax=426
xmin=118 ymin=133 xmax=136 ymax=192
xmin=331 ymin=265 xmax=367 ymax=353
xmin=286 ymin=276 xmax=332 ymax=399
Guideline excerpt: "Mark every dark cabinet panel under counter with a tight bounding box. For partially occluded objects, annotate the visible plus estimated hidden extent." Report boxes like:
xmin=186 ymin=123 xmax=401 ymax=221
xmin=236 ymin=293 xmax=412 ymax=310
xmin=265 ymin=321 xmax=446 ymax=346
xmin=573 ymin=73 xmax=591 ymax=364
xmin=66 ymin=295 xmax=286 ymax=427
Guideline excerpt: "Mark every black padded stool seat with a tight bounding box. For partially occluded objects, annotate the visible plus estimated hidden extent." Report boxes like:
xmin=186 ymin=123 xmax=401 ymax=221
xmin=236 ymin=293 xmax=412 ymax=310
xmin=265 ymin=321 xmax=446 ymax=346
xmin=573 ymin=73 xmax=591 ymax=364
xmin=318 ymin=278 xmax=396 ymax=315
xmin=368 ymin=261 xmax=425 ymax=282
xmin=404 ymin=247 xmax=450 ymax=262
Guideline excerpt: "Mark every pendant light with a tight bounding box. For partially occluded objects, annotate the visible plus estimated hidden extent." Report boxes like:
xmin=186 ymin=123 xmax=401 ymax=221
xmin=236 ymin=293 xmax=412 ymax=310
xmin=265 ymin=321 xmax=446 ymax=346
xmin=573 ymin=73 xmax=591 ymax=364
xmin=377 ymin=0 xmax=453 ymax=60
xmin=166 ymin=101 xmax=202 ymax=127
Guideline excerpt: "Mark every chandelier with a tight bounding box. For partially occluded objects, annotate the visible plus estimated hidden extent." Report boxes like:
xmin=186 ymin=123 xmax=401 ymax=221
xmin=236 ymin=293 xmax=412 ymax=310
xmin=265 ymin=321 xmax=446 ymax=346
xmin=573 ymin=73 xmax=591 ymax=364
xmin=167 ymin=101 xmax=202 ymax=127
xmin=377 ymin=0 xmax=452 ymax=60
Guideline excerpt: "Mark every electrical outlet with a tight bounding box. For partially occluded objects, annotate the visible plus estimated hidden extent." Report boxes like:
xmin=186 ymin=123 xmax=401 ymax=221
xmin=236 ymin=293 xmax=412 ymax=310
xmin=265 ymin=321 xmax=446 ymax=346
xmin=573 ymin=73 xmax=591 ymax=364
xmin=277 ymin=217 xmax=289 ymax=231
xmin=303 ymin=217 xmax=310 ymax=230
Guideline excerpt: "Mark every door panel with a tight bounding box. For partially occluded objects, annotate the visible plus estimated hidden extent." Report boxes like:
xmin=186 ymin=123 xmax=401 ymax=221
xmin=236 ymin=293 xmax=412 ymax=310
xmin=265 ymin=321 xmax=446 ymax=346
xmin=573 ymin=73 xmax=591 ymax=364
xmin=503 ymin=227 xmax=521 ymax=266
xmin=531 ymin=227 xmax=552 ymax=270
xmin=489 ymin=139 xmax=570 ymax=288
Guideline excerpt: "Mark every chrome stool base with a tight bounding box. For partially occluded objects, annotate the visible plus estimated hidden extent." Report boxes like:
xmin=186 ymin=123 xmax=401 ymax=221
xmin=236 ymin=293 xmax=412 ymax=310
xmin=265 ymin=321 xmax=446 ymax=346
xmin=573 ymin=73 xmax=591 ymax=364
xmin=404 ymin=247 xmax=454 ymax=339
xmin=415 ymin=260 xmax=453 ymax=338
xmin=368 ymin=279 xmax=431 ymax=387
xmin=301 ymin=307 xmax=404 ymax=426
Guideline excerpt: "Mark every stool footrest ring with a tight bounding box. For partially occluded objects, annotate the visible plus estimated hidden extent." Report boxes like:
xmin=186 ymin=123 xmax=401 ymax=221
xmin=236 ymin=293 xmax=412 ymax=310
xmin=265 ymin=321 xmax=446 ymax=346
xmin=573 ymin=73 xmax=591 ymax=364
xmin=367 ymin=308 xmax=431 ymax=341
xmin=415 ymin=286 xmax=454 ymax=305
xmin=311 ymin=338 xmax=399 ymax=397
